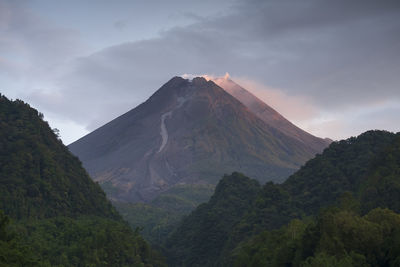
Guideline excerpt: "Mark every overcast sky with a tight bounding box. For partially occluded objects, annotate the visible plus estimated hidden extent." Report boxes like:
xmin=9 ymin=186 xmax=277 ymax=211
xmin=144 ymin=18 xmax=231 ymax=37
xmin=1 ymin=0 xmax=399 ymax=144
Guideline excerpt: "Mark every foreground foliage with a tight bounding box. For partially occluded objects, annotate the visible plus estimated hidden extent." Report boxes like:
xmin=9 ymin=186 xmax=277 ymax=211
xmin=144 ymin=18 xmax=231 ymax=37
xmin=0 ymin=95 xmax=165 ymax=266
xmin=1 ymin=212 xmax=165 ymax=266
xmin=166 ymin=130 xmax=400 ymax=266
xmin=235 ymin=207 xmax=400 ymax=267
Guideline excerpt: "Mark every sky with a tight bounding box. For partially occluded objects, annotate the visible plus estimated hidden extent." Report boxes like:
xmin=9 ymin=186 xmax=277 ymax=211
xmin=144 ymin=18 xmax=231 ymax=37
xmin=1 ymin=0 xmax=399 ymax=145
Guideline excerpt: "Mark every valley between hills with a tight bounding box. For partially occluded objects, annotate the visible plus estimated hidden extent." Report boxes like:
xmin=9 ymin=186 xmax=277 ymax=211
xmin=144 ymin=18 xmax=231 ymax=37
xmin=1 ymin=77 xmax=400 ymax=266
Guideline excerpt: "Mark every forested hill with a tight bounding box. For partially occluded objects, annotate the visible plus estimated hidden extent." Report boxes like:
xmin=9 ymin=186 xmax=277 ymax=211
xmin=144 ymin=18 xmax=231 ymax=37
xmin=0 ymin=95 xmax=119 ymax=220
xmin=166 ymin=130 xmax=400 ymax=266
xmin=0 ymin=94 xmax=165 ymax=266
xmin=166 ymin=173 xmax=261 ymax=266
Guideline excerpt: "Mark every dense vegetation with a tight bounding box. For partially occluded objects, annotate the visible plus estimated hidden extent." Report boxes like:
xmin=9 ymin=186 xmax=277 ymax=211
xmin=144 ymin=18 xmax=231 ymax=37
xmin=166 ymin=173 xmax=260 ymax=266
xmin=0 ymin=95 xmax=119 ymax=220
xmin=114 ymin=183 xmax=215 ymax=245
xmin=234 ymin=207 xmax=400 ymax=266
xmin=165 ymin=130 xmax=400 ymax=266
xmin=0 ymin=94 xmax=165 ymax=266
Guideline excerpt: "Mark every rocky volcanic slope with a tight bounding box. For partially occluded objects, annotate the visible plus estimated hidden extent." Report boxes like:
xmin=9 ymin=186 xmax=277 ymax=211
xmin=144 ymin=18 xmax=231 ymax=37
xmin=69 ymin=77 xmax=329 ymax=202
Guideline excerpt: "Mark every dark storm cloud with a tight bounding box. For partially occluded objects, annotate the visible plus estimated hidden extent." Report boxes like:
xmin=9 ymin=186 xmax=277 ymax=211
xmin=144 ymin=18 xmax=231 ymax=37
xmin=24 ymin=0 xmax=400 ymax=136
xmin=208 ymin=0 xmax=400 ymax=101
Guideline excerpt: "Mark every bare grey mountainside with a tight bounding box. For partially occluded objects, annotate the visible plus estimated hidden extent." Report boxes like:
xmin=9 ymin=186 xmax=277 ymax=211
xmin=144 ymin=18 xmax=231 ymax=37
xmin=68 ymin=76 xmax=330 ymax=202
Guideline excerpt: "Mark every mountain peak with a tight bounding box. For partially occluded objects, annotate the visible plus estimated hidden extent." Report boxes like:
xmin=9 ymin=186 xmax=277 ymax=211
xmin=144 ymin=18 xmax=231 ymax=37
xmin=191 ymin=76 xmax=209 ymax=85
xmin=180 ymin=72 xmax=231 ymax=82
xmin=69 ymin=75 xmax=330 ymax=202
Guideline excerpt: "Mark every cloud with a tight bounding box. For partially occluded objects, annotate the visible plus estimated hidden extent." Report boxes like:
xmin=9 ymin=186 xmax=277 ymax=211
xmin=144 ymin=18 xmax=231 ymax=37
xmin=2 ymin=0 xmax=399 ymax=142
xmin=0 ymin=0 xmax=87 ymax=100
xmin=0 ymin=1 xmax=85 ymax=68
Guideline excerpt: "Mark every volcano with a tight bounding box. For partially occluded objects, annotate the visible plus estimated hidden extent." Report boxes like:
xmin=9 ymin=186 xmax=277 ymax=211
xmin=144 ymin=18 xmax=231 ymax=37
xmin=69 ymin=76 xmax=329 ymax=202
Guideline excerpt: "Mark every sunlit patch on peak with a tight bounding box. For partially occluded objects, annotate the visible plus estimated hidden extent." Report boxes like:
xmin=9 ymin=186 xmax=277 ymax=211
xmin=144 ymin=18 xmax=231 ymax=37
xmin=180 ymin=73 xmax=197 ymax=81
xmin=180 ymin=73 xmax=213 ymax=81
xmin=180 ymin=73 xmax=230 ymax=82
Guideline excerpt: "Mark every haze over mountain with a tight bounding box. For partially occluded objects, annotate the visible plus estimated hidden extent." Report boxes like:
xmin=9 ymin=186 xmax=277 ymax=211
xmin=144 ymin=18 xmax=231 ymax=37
xmin=213 ymin=74 xmax=331 ymax=151
xmin=69 ymin=76 xmax=330 ymax=202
